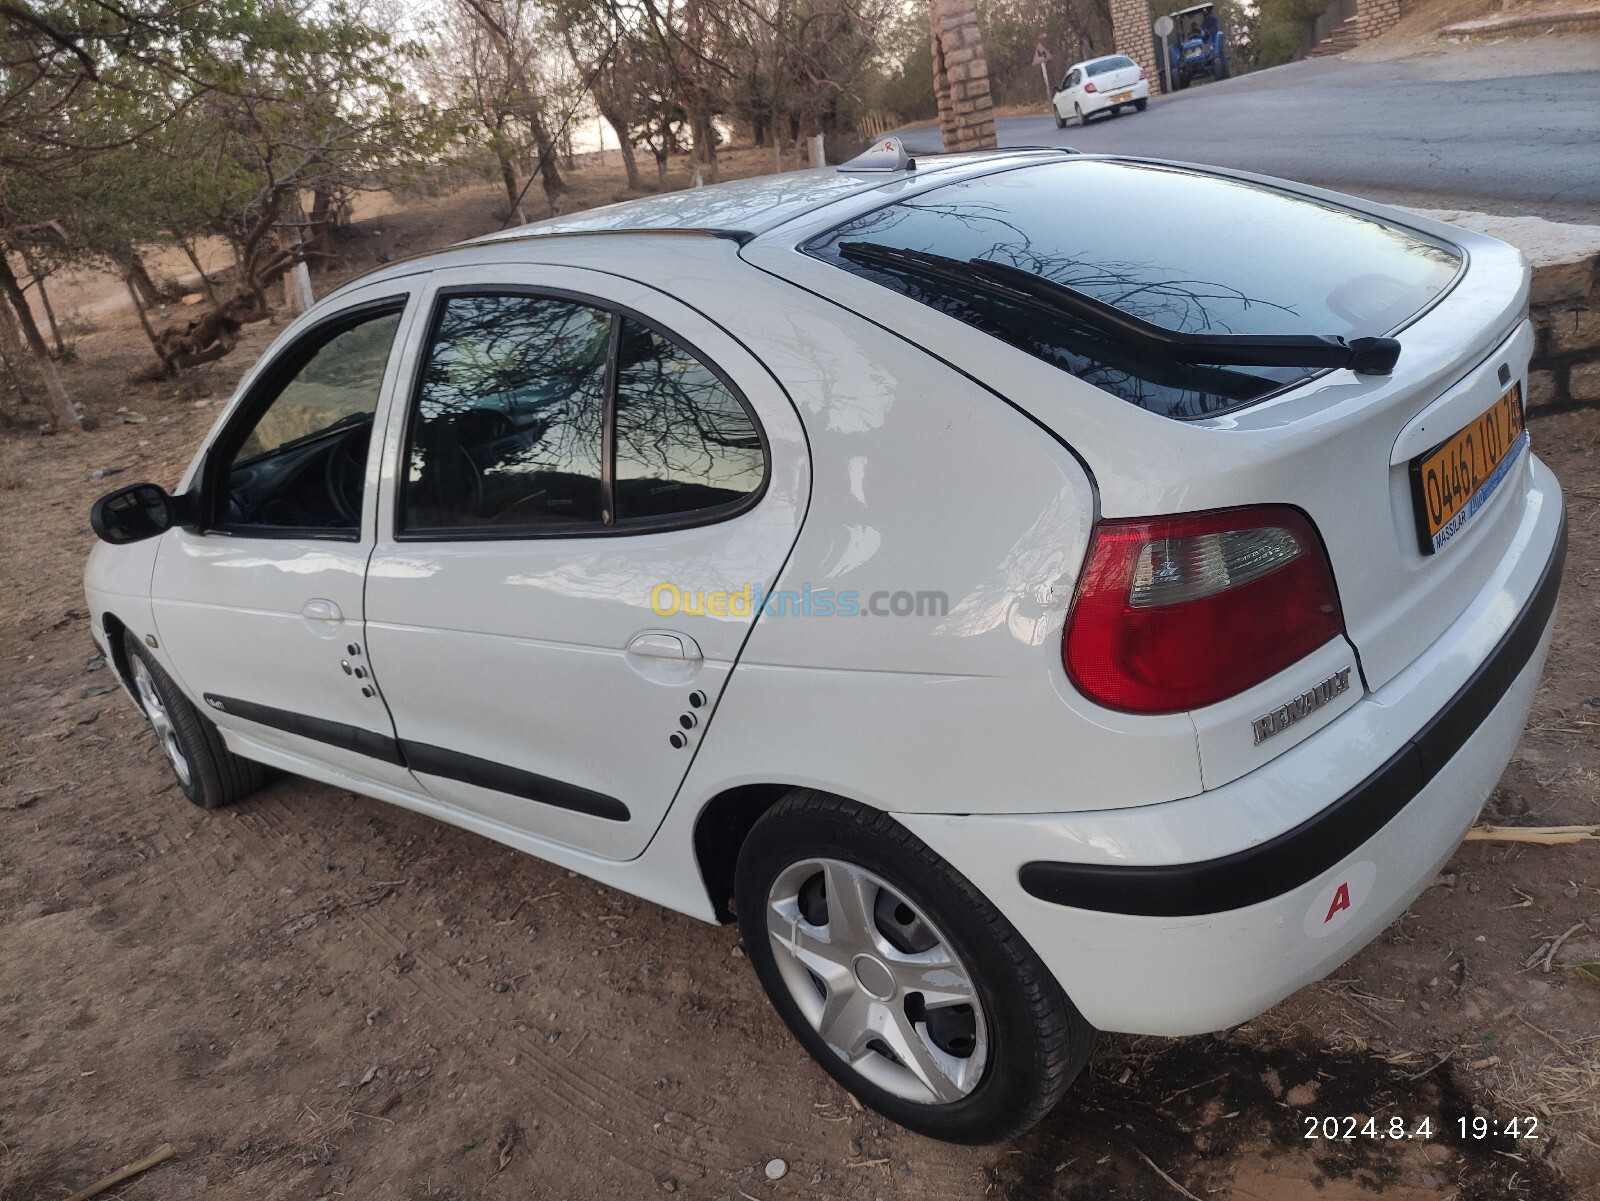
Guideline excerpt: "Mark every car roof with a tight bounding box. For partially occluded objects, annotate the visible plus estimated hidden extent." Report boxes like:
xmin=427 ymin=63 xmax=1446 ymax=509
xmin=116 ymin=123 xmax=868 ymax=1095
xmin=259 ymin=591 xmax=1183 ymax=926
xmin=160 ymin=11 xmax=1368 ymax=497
xmin=466 ymin=150 xmax=1079 ymax=247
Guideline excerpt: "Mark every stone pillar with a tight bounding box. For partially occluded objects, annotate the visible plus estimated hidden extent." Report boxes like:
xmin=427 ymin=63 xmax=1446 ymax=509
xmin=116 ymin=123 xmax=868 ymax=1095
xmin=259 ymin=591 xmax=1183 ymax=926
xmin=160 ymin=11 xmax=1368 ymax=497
xmin=1354 ymin=0 xmax=1403 ymax=41
xmin=1109 ymin=0 xmax=1159 ymax=88
xmin=930 ymin=0 xmax=996 ymax=152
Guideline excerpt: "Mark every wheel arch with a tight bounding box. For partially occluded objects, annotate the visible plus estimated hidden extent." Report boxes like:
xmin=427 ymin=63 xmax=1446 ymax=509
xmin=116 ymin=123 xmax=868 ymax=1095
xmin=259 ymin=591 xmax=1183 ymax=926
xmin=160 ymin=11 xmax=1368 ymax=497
xmin=101 ymin=610 xmax=138 ymax=694
xmin=690 ymin=782 xmax=802 ymax=921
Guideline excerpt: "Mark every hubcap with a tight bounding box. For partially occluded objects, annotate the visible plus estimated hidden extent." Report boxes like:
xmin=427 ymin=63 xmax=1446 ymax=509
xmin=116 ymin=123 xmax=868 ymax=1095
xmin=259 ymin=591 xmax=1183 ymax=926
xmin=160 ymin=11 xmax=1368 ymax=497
xmin=765 ymin=858 xmax=989 ymax=1105
xmin=132 ymin=658 xmax=191 ymax=787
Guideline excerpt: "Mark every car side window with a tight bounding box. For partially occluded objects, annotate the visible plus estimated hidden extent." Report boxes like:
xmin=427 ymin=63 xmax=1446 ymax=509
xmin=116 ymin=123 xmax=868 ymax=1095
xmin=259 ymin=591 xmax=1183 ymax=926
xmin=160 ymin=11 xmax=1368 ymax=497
xmin=398 ymin=293 xmax=767 ymax=538
xmin=401 ymin=294 xmax=610 ymax=532
xmin=613 ymin=318 xmax=764 ymax=523
xmin=217 ymin=306 xmax=402 ymax=535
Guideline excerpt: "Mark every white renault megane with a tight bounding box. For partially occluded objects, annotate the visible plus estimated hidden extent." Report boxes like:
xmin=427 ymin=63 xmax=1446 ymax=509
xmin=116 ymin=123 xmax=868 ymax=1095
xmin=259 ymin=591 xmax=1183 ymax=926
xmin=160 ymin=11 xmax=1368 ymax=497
xmin=86 ymin=141 xmax=1564 ymax=1144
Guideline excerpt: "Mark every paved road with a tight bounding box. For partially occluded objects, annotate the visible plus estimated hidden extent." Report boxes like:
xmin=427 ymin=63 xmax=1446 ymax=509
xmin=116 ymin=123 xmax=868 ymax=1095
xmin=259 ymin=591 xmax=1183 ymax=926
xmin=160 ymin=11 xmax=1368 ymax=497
xmin=899 ymin=43 xmax=1600 ymax=224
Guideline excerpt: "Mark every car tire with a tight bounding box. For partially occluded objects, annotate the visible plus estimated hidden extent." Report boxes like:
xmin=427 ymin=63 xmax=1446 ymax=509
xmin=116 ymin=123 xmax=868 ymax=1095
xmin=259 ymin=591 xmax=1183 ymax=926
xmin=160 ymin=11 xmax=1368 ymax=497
xmin=734 ymin=790 xmax=1096 ymax=1144
xmin=1073 ymin=102 xmax=1086 ymax=126
xmin=1052 ymin=106 xmax=1066 ymax=129
xmin=123 ymin=630 xmax=270 ymax=810
xmin=1134 ymin=98 xmax=1148 ymax=112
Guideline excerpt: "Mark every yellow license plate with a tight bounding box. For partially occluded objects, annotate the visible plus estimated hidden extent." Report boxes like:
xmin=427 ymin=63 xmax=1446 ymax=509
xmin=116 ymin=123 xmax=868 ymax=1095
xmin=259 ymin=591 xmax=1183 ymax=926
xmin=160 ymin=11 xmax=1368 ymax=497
xmin=1411 ymin=383 xmax=1526 ymax=554
xmin=1112 ymin=91 xmax=1133 ymax=102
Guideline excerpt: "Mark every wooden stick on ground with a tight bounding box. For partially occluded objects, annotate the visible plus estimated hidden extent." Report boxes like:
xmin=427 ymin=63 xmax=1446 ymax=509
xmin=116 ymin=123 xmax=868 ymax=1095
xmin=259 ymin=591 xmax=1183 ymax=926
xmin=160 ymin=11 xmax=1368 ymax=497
xmin=1464 ymin=824 xmax=1599 ymax=845
xmin=63 ymin=1143 xmax=175 ymax=1201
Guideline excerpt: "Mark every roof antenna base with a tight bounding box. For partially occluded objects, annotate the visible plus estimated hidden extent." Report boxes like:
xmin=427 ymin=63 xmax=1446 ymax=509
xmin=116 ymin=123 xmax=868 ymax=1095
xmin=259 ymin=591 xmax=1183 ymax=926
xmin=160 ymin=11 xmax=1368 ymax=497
xmin=838 ymin=137 xmax=915 ymax=174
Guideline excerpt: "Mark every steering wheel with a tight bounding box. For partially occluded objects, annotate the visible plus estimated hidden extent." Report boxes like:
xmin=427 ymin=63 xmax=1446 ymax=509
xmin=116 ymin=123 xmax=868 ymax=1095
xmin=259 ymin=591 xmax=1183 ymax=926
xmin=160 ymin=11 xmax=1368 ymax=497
xmin=324 ymin=425 xmax=371 ymax=527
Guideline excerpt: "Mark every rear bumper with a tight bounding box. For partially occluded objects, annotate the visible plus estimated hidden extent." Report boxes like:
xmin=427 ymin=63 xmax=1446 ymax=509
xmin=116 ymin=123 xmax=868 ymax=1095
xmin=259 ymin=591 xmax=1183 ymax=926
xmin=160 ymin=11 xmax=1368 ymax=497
xmin=896 ymin=457 xmax=1565 ymax=1035
xmin=1020 ymin=510 xmax=1565 ymax=918
xmin=1087 ymin=80 xmax=1150 ymax=113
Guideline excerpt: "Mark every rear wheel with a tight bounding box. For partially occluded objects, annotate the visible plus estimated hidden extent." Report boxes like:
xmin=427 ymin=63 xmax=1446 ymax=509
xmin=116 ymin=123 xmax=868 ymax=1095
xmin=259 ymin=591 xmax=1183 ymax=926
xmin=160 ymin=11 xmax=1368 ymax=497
xmin=735 ymin=791 xmax=1095 ymax=1144
xmin=1073 ymin=102 xmax=1086 ymax=125
xmin=124 ymin=631 xmax=270 ymax=810
xmin=1134 ymin=97 xmax=1148 ymax=111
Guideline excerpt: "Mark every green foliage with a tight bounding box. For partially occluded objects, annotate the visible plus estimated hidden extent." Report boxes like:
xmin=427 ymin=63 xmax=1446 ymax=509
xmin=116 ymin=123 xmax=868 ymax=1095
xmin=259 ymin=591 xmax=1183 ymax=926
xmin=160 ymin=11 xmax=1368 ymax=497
xmin=977 ymin=0 xmax=1114 ymax=109
xmin=2 ymin=0 xmax=450 ymax=285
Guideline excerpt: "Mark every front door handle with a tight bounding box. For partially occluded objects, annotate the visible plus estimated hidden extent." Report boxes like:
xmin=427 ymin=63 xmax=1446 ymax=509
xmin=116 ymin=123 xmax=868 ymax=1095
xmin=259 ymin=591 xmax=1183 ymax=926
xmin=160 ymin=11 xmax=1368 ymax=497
xmin=627 ymin=631 xmax=702 ymax=661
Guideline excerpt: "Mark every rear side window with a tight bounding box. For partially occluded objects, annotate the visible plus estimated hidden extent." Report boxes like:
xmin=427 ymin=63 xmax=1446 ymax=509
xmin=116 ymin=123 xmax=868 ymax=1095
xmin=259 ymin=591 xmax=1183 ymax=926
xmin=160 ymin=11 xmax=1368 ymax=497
xmin=1086 ymin=57 xmax=1134 ymax=75
xmin=613 ymin=318 xmax=765 ymax=521
xmin=400 ymin=294 xmax=766 ymax=537
xmin=806 ymin=160 xmax=1462 ymax=418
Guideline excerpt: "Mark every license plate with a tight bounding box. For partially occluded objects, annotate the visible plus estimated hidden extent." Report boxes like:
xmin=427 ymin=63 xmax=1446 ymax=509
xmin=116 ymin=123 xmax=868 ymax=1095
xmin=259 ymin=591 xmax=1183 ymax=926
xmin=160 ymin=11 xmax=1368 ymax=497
xmin=1410 ymin=383 xmax=1527 ymax=554
xmin=1112 ymin=90 xmax=1133 ymax=102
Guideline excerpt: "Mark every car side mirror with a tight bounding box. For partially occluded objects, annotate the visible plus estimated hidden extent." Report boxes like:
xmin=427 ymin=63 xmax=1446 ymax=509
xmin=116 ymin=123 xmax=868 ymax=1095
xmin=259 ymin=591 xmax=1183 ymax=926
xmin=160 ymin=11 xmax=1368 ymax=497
xmin=90 ymin=482 xmax=195 ymax=545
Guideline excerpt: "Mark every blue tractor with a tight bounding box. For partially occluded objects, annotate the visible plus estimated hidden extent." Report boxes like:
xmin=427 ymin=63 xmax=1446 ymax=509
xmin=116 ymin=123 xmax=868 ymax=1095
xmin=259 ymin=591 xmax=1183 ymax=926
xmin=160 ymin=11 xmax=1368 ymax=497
xmin=1167 ymin=3 xmax=1228 ymax=88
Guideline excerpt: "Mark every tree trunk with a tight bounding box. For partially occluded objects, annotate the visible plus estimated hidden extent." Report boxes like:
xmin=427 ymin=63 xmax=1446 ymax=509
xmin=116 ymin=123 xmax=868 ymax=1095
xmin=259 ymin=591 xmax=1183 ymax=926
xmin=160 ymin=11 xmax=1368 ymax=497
xmin=597 ymin=103 xmax=642 ymax=190
xmin=16 ymin=246 xmax=67 ymax=359
xmin=528 ymin=117 xmax=568 ymax=215
xmin=654 ymin=148 xmax=669 ymax=188
xmin=179 ymin=239 xmax=218 ymax=304
xmin=0 ymin=253 xmax=80 ymax=429
xmin=498 ymin=150 xmax=529 ymax=225
xmin=122 ymin=273 xmax=166 ymax=364
xmin=115 ymin=244 xmax=163 ymax=308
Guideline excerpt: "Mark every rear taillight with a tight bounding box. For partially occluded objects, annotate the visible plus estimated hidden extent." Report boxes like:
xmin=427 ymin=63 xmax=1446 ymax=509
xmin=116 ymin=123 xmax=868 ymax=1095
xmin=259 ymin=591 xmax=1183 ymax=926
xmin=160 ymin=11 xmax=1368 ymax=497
xmin=1063 ymin=506 xmax=1345 ymax=714
xmin=1137 ymin=67 xmax=1147 ymax=79
xmin=1084 ymin=81 xmax=1098 ymax=93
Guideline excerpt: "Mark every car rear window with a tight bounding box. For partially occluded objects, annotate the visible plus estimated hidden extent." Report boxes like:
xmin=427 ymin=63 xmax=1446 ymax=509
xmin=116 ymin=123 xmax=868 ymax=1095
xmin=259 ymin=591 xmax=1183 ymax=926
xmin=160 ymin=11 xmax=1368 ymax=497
xmin=1086 ymin=57 xmax=1134 ymax=75
xmin=805 ymin=160 xmax=1463 ymax=418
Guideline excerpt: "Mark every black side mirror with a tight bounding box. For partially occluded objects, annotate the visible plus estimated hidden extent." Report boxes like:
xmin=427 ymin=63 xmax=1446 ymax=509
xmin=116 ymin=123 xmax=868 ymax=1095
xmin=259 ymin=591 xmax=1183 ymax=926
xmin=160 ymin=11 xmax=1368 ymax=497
xmin=90 ymin=482 xmax=193 ymax=545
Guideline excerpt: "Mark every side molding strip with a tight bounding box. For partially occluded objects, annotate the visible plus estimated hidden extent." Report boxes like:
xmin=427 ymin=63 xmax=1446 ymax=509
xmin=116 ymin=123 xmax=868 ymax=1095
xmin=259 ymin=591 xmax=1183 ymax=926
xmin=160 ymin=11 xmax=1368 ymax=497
xmin=202 ymin=695 xmax=630 ymax=822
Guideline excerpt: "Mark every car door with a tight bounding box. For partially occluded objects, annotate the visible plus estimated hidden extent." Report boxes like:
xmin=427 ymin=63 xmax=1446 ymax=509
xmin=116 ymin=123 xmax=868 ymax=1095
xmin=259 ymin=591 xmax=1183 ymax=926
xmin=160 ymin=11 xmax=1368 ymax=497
xmin=363 ymin=265 xmax=809 ymax=860
xmin=150 ymin=283 xmax=422 ymax=792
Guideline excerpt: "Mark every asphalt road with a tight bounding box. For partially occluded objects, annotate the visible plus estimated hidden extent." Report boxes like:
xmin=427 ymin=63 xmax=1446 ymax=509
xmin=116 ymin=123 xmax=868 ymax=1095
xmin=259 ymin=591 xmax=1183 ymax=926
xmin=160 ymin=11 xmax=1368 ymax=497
xmin=899 ymin=43 xmax=1600 ymax=224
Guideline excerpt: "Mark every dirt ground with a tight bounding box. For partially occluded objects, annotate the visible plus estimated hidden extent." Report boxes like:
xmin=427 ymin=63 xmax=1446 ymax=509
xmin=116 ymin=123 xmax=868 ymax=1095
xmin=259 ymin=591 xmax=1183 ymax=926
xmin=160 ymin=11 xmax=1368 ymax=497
xmin=2 ymin=155 xmax=1598 ymax=1201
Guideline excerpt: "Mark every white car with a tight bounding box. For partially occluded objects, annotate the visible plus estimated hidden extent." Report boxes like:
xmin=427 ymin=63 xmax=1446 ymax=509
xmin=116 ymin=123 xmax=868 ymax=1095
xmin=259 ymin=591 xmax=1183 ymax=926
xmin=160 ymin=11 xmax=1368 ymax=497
xmin=86 ymin=141 xmax=1564 ymax=1145
xmin=1052 ymin=54 xmax=1150 ymax=127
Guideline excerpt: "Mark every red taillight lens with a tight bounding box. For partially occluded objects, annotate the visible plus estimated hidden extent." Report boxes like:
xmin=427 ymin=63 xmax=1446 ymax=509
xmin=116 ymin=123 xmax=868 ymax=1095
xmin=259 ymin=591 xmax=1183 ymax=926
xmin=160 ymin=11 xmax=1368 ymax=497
xmin=1137 ymin=67 xmax=1147 ymax=79
xmin=1084 ymin=81 xmax=1098 ymax=93
xmin=1063 ymin=506 xmax=1345 ymax=714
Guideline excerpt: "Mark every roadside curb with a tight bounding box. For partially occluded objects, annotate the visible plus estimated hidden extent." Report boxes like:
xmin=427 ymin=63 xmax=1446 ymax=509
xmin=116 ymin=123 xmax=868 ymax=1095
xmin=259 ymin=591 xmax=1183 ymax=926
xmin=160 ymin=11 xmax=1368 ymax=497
xmin=1438 ymin=5 xmax=1600 ymax=36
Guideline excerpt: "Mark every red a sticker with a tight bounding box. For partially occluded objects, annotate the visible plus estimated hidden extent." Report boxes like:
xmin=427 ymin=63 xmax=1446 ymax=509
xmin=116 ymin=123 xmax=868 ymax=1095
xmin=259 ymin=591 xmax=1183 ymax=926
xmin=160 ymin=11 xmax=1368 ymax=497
xmin=1324 ymin=882 xmax=1352 ymax=923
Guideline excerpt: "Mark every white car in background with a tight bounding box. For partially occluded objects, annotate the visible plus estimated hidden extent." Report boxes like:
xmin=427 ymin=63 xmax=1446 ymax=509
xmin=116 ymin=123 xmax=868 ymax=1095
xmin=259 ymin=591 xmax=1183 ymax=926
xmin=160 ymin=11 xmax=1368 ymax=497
xmin=86 ymin=141 xmax=1563 ymax=1145
xmin=1052 ymin=53 xmax=1150 ymax=127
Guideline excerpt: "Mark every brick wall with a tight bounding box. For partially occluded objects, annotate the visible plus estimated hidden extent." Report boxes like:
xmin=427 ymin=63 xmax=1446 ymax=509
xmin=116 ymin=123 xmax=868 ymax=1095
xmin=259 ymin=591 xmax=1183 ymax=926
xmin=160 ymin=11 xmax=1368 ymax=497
xmin=1354 ymin=0 xmax=1403 ymax=41
xmin=931 ymin=0 xmax=997 ymax=152
xmin=1110 ymin=0 xmax=1159 ymax=84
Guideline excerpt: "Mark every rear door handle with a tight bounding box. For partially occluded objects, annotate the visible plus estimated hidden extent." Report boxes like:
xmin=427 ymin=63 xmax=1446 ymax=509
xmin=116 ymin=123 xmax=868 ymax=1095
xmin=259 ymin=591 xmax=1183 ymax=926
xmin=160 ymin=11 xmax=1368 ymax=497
xmin=627 ymin=631 xmax=702 ymax=660
xmin=303 ymin=599 xmax=343 ymax=622
xmin=301 ymin=598 xmax=344 ymax=634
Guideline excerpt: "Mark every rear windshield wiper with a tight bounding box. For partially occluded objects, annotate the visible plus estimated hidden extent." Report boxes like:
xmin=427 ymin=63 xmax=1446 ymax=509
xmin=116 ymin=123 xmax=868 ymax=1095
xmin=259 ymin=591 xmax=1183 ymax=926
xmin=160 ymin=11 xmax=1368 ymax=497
xmin=837 ymin=242 xmax=1401 ymax=376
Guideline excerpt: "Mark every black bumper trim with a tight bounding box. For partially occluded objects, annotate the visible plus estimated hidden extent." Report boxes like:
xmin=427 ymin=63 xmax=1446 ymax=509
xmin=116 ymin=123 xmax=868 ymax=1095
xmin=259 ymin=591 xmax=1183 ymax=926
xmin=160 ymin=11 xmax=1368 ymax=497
xmin=1019 ymin=512 xmax=1567 ymax=918
xmin=202 ymin=696 xmax=630 ymax=823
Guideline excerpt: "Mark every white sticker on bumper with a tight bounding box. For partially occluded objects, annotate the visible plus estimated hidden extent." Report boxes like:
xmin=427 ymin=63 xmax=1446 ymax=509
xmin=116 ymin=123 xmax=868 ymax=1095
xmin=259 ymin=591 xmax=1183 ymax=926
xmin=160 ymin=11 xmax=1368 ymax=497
xmin=1304 ymin=860 xmax=1377 ymax=939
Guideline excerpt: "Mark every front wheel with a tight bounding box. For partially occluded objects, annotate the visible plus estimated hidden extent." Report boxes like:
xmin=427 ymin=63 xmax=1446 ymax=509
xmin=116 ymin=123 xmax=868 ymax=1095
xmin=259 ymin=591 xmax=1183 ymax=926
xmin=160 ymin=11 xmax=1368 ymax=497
xmin=1052 ymin=106 xmax=1066 ymax=129
xmin=124 ymin=631 xmax=270 ymax=809
xmin=735 ymin=791 xmax=1096 ymax=1144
